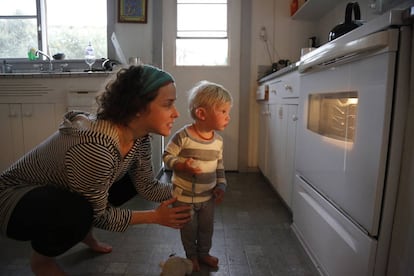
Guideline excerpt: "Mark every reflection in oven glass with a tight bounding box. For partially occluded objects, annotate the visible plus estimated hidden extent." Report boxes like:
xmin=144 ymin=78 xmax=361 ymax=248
xmin=307 ymin=91 xmax=358 ymax=142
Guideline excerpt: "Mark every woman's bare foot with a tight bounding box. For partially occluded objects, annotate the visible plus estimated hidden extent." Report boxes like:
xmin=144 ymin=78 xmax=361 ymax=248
xmin=190 ymin=257 xmax=200 ymax=272
xmin=31 ymin=251 xmax=66 ymax=276
xmin=199 ymin=254 xmax=219 ymax=268
xmin=82 ymin=230 xmax=112 ymax=253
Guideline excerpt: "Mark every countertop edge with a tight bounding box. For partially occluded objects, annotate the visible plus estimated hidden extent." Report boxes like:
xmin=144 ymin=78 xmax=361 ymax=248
xmin=0 ymin=72 xmax=114 ymax=79
xmin=258 ymin=61 xmax=300 ymax=83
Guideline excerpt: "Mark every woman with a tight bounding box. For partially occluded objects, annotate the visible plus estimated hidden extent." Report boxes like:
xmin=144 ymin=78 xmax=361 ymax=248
xmin=0 ymin=65 xmax=191 ymax=275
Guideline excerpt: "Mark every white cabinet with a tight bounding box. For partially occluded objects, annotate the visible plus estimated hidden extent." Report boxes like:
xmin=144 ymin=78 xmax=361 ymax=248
xmin=0 ymin=103 xmax=65 ymax=171
xmin=291 ymin=0 xmax=339 ymax=20
xmin=258 ymin=103 xmax=270 ymax=178
xmin=0 ymin=74 xmax=110 ymax=172
xmin=257 ymin=70 xmax=300 ymax=208
xmin=268 ymin=103 xmax=298 ymax=207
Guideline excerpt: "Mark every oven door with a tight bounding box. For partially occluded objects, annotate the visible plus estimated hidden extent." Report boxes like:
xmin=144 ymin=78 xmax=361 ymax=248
xmin=296 ymin=29 xmax=399 ymax=236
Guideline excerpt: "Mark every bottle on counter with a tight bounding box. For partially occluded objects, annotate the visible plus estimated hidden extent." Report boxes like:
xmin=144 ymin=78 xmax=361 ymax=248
xmin=84 ymin=42 xmax=96 ymax=72
xmin=27 ymin=47 xmax=38 ymax=61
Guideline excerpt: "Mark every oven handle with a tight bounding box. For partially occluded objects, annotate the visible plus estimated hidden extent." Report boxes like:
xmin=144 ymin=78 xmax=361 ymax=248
xmin=298 ymin=29 xmax=399 ymax=73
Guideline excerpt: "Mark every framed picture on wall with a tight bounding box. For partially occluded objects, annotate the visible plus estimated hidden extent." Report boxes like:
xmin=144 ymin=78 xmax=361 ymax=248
xmin=118 ymin=0 xmax=148 ymax=23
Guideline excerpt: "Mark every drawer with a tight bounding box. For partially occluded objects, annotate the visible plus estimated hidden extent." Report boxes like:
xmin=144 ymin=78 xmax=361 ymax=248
xmin=267 ymin=71 xmax=300 ymax=102
xmin=291 ymin=175 xmax=376 ymax=276
xmin=279 ymin=72 xmax=299 ymax=98
xmin=268 ymin=80 xmax=282 ymax=103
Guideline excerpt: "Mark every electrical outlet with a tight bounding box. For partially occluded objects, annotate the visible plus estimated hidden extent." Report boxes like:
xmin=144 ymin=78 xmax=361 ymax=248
xmin=260 ymin=27 xmax=267 ymax=41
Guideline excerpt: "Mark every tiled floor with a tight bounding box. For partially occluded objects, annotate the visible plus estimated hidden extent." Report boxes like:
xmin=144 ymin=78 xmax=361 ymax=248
xmin=0 ymin=172 xmax=319 ymax=276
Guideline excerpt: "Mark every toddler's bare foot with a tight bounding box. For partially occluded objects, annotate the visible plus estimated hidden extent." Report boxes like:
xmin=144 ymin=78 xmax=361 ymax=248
xmin=31 ymin=251 xmax=66 ymax=276
xmin=199 ymin=254 xmax=219 ymax=268
xmin=190 ymin=257 xmax=200 ymax=272
xmin=82 ymin=230 xmax=112 ymax=253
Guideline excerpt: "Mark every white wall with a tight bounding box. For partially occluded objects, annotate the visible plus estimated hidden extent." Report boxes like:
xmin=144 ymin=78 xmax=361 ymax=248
xmin=112 ymin=1 xmax=154 ymax=65
xmin=248 ymin=0 xmax=315 ymax=168
xmin=161 ymin=0 xmax=242 ymax=171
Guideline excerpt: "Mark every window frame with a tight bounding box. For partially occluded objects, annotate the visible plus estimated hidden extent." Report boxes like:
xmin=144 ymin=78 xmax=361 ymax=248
xmin=175 ymin=0 xmax=229 ymax=67
xmin=0 ymin=0 xmax=113 ymax=61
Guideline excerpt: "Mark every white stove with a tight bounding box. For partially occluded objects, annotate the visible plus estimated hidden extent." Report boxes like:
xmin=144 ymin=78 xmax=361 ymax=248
xmin=291 ymin=7 xmax=413 ymax=276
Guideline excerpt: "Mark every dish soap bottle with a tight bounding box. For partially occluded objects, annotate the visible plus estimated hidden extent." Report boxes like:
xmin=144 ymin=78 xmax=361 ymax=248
xmin=27 ymin=47 xmax=38 ymax=61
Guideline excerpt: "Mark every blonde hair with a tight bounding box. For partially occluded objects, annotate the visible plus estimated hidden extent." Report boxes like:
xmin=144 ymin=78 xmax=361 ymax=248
xmin=188 ymin=80 xmax=233 ymax=120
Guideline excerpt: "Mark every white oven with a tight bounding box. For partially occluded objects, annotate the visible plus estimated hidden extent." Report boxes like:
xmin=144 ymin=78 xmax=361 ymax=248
xmin=291 ymin=8 xmax=412 ymax=276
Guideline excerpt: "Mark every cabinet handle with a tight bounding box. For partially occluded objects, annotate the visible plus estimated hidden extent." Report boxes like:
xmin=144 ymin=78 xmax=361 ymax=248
xmin=292 ymin=114 xmax=298 ymax=121
xmin=284 ymin=84 xmax=292 ymax=91
xmin=22 ymin=104 xmax=33 ymax=117
xmin=9 ymin=112 xmax=18 ymax=118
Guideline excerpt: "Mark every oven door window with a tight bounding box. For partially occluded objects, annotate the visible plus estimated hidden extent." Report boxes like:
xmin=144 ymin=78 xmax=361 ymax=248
xmin=307 ymin=91 xmax=358 ymax=142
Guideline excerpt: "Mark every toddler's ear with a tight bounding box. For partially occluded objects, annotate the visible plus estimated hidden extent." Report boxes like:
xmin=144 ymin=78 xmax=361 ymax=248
xmin=195 ymin=107 xmax=207 ymax=120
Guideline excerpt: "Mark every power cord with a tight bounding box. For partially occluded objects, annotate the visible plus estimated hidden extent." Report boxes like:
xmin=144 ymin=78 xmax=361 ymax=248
xmin=259 ymin=26 xmax=280 ymax=65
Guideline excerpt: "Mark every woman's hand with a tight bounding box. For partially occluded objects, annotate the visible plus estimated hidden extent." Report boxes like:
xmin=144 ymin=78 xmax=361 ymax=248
xmin=154 ymin=197 xmax=192 ymax=229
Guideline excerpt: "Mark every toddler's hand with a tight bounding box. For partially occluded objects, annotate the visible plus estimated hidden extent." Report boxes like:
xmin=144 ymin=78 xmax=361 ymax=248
xmin=175 ymin=158 xmax=201 ymax=174
xmin=213 ymin=188 xmax=224 ymax=204
xmin=187 ymin=158 xmax=201 ymax=173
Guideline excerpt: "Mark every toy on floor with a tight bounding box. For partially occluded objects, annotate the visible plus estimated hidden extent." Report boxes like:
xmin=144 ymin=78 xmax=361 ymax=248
xmin=160 ymin=253 xmax=193 ymax=276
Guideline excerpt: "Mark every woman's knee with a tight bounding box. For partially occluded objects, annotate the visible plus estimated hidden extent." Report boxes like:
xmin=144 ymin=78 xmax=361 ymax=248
xmin=7 ymin=186 xmax=94 ymax=256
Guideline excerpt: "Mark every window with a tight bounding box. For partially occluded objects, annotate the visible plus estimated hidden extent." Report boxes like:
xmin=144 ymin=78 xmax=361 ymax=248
xmin=176 ymin=0 xmax=228 ymax=66
xmin=0 ymin=0 xmax=107 ymax=59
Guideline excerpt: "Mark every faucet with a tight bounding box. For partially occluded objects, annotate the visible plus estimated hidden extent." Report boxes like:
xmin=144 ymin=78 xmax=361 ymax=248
xmin=35 ymin=50 xmax=53 ymax=71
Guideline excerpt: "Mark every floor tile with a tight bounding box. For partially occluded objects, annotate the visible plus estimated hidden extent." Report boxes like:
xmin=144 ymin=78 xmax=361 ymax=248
xmin=0 ymin=172 xmax=319 ymax=275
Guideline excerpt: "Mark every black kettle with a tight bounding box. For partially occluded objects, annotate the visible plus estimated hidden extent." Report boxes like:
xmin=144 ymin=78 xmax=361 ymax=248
xmin=329 ymin=2 xmax=363 ymax=42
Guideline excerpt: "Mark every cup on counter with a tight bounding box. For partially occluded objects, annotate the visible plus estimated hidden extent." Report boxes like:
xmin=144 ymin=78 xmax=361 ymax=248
xmin=128 ymin=57 xmax=142 ymax=65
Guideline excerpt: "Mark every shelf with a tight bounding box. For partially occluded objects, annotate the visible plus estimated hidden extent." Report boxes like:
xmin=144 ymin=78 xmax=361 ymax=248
xmin=292 ymin=0 xmax=340 ymax=20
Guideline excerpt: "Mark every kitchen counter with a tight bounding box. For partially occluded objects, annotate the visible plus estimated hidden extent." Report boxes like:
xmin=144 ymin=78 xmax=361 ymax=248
xmin=0 ymin=71 xmax=113 ymax=79
xmin=258 ymin=61 xmax=300 ymax=83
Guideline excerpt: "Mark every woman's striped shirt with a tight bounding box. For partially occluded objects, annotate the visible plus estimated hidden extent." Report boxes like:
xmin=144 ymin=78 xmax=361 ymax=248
xmin=0 ymin=111 xmax=172 ymax=235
